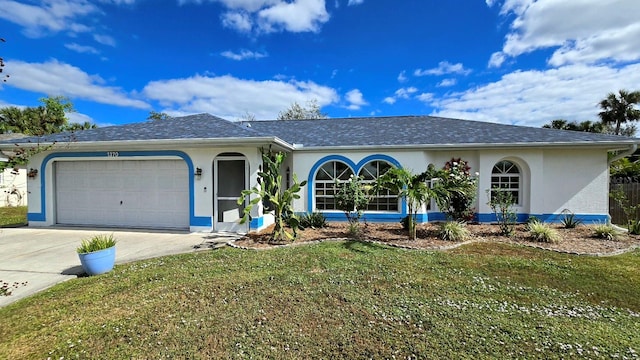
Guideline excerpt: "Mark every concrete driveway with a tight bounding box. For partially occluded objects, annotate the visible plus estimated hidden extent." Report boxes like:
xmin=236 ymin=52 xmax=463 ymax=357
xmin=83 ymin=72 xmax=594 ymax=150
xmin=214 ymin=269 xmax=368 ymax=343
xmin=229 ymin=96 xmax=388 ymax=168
xmin=0 ymin=227 xmax=240 ymax=307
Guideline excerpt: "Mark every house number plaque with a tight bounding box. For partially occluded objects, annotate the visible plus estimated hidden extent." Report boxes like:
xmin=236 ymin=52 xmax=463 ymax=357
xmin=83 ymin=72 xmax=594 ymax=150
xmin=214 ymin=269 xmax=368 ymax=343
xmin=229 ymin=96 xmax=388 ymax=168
xmin=107 ymin=151 xmax=120 ymax=157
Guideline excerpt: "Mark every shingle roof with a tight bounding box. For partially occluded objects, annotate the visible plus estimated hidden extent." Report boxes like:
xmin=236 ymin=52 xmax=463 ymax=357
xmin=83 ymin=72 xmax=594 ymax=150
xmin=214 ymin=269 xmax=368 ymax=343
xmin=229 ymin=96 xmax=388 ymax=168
xmin=247 ymin=115 xmax=637 ymax=148
xmin=1 ymin=113 xmax=636 ymax=149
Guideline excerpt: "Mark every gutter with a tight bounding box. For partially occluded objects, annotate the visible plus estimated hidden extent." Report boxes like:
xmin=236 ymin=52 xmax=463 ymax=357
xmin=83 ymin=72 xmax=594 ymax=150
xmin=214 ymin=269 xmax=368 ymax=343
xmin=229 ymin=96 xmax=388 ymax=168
xmin=608 ymin=144 xmax=638 ymax=165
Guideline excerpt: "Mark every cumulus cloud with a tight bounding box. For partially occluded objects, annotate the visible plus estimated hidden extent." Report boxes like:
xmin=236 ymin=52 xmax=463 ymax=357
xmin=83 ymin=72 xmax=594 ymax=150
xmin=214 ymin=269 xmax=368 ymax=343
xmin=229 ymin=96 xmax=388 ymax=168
xmin=383 ymin=87 xmax=418 ymax=105
xmin=397 ymin=71 xmax=407 ymax=83
xmin=345 ymin=89 xmax=367 ymax=110
xmin=5 ymin=59 xmax=149 ymax=109
xmin=93 ymin=34 xmax=117 ymax=47
xmin=347 ymin=0 xmax=363 ymax=5
xmin=221 ymin=49 xmax=268 ymax=60
xmin=221 ymin=11 xmax=253 ymax=32
xmin=491 ymin=0 xmax=640 ymax=67
xmin=142 ymin=74 xmax=339 ymax=119
xmin=0 ymin=0 xmax=98 ymax=37
xmin=430 ymin=63 xmax=640 ymax=127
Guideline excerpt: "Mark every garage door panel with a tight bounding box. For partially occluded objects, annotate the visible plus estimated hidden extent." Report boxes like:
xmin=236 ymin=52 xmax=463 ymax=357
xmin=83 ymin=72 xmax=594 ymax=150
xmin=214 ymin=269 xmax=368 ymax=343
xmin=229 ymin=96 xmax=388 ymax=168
xmin=55 ymin=160 xmax=189 ymax=229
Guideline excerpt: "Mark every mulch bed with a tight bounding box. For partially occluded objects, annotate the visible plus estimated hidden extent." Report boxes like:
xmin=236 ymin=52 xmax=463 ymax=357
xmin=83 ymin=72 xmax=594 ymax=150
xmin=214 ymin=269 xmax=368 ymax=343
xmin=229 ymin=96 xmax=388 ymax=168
xmin=231 ymin=222 xmax=640 ymax=256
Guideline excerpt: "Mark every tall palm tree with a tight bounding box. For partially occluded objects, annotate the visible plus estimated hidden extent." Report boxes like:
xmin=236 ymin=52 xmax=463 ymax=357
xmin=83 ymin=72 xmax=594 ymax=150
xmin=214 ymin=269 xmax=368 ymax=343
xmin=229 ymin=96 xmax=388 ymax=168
xmin=598 ymin=89 xmax=640 ymax=135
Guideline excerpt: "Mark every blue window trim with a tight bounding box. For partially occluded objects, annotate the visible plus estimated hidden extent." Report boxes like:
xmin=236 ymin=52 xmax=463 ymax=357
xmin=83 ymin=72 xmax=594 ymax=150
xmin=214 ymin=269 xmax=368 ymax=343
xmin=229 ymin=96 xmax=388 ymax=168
xmin=306 ymin=154 xmax=406 ymax=216
xmin=28 ymin=150 xmax=211 ymax=228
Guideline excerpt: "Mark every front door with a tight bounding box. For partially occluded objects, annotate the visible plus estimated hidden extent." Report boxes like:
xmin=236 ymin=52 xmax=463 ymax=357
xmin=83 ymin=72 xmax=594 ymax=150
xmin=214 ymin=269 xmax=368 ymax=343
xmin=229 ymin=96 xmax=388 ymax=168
xmin=214 ymin=156 xmax=248 ymax=232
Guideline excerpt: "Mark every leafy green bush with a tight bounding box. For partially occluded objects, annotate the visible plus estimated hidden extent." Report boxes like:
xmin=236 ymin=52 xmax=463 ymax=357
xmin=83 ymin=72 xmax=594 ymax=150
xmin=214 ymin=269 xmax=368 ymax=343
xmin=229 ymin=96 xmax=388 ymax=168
xmin=298 ymin=212 xmax=327 ymax=229
xmin=334 ymin=175 xmax=371 ymax=237
xmin=487 ymin=189 xmax=517 ymax=236
xmin=76 ymin=234 xmax=116 ymax=254
xmin=560 ymin=210 xmax=582 ymax=229
xmin=525 ymin=216 xmax=541 ymax=230
xmin=437 ymin=221 xmax=470 ymax=242
xmin=592 ymin=223 xmax=619 ymax=241
xmin=528 ymin=222 xmax=560 ymax=243
xmin=629 ymin=220 xmax=640 ymax=235
xmin=436 ymin=158 xmax=478 ymax=222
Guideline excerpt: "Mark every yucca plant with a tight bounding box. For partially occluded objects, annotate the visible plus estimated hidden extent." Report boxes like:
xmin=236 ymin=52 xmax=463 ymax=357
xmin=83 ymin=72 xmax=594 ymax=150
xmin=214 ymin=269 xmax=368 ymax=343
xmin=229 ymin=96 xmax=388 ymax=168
xmin=592 ymin=223 xmax=620 ymax=241
xmin=560 ymin=209 xmax=582 ymax=229
xmin=437 ymin=221 xmax=470 ymax=242
xmin=76 ymin=234 xmax=117 ymax=254
xmin=528 ymin=222 xmax=560 ymax=243
xmin=298 ymin=212 xmax=327 ymax=229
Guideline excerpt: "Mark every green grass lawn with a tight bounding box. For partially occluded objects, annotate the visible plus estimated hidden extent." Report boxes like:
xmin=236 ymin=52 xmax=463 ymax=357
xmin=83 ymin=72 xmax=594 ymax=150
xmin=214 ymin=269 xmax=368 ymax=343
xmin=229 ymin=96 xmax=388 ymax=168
xmin=0 ymin=206 xmax=27 ymax=227
xmin=1 ymin=241 xmax=639 ymax=359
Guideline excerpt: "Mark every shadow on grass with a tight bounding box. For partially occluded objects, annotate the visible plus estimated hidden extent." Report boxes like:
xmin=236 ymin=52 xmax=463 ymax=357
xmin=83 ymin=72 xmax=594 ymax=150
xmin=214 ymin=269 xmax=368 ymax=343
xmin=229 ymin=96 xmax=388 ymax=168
xmin=342 ymin=239 xmax=388 ymax=253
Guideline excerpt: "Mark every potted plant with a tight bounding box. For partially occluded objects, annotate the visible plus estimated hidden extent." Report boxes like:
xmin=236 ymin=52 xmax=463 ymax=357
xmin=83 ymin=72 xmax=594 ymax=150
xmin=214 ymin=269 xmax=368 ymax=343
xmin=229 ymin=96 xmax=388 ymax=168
xmin=76 ymin=234 xmax=117 ymax=276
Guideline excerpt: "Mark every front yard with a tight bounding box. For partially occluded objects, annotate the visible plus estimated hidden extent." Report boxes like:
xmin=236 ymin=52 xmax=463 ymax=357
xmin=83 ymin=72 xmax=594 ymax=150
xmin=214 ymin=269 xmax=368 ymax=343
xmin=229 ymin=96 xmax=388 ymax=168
xmin=1 ymin=240 xmax=638 ymax=359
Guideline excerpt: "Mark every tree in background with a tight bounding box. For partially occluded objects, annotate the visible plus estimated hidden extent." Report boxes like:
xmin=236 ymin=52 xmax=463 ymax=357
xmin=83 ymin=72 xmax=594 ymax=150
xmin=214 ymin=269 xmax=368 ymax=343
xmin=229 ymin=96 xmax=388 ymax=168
xmin=598 ymin=89 xmax=640 ymax=136
xmin=0 ymin=96 xmax=90 ymax=135
xmin=147 ymin=111 xmax=172 ymax=121
xmin=542 ymin=119 xmax=607 ymax=133
xmin=277 ymin=99 xmax=327 ymax=120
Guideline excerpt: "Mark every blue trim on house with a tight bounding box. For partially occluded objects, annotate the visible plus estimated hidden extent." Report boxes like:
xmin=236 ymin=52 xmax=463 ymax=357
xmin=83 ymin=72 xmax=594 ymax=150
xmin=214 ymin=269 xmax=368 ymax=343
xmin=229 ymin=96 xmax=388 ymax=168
xmin=476 ymin=213 xmax=608 ymax=224
xmin=317 ymin=212 xmax=429 ymax=223
xmin=250 ymin=216 xmax=264 ymax=230
xmin=28 ymin=151 xmax=200 ymax=227
xmin=306 ymin=154 xmax=407 ymax=219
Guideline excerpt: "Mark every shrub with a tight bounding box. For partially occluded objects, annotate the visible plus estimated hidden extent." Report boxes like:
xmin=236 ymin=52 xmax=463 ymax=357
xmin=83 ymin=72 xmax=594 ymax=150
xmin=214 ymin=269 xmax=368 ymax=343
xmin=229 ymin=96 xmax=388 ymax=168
xmin=76 ymin=234 xmax=116 ymax=254
xmin=334 ymin=175 xmax=371 ymax=237
xmin=436 ymin=158 xmax=478 ymax=222
xmin=592 ymin=223 xmax=620 ymax=241
xmin=298 ymin=212 xmax=327 ymax=229
xmin=528 ymin=222 xmax=560 ymax=243
xmin=525 ymin=216 xmax=541 ymax=230
xmin=560 ymin=209 xmax=582 ymax=229
xmin=487 ymin=189 xmax=517 ymax=236
xmin=437 ymin=221 xmax=470 ymax=242
xmin=629 ymin=220 xmax=640 ymax=235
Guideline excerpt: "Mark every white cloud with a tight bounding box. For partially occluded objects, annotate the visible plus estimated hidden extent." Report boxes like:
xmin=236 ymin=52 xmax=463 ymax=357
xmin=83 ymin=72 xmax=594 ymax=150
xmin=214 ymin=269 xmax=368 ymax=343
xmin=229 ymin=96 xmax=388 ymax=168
xmin=416 ymin=93 xmax=434 ymax=103
xmin=65 ymin=43 xmax=100 ymax=55
xmin=492 ymin=0 xmax=640 ymax=66
xmin=430 ymin=63 xmax=640 ymax=127
xmin=142 ymin=74 xmax=339 ymax=119
xmin=397 ymin=70 xmax=407 ymax=83
xmin=93 ymin=34 xmax=116 ymax=47
xmin=0 ymin=0 xmax=98 ymax=37
xmin=221 ymin=11 xmax=253 ymax=32
xmin=221 ymin=49 xmax=268 ymax=60
xmin=414 ymin=61 xmax=472 ymax=76
xmin=347 ymin=0 xmax=363 ymax=5
xmin=437 ymin=78 xmax=456 ymax=87
xmin=5 ymin=59 xmax=149 ymax=109
xmin=257 ymin=0 xmax=330 ymax=33
xmin=188 ymin=0 xmax=330 ymax=34
xmin=345 ymin=89 xmax=367 ymax=110
xmin=383 ymin=87 xmax=418 ymax=105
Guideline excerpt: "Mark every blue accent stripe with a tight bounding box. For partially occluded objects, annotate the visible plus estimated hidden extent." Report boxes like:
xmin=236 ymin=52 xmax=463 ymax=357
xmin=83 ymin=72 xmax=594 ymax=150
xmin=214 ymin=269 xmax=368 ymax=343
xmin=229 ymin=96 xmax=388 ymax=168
xmin=306 ymin=154 xmax=407 ymax=217
xmin=476 ymin=213 xmax=608 ymax=224
xmin=250 ymin=216 xmax=265 ymax=230
xmin=31 ymin=151 xmax=201 ymax=227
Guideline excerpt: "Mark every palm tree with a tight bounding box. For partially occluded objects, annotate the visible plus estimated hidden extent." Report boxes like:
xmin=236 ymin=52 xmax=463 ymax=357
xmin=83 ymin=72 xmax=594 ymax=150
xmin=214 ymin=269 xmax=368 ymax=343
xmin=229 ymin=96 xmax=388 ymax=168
xmin=598 ymin=89 xmax=640 ymax=135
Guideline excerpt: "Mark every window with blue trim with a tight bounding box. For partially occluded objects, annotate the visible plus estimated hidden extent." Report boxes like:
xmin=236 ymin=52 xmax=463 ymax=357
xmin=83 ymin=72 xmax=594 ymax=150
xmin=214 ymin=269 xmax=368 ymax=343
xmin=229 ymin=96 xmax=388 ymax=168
xmin=315 ymin=161 xmax=354 ymax=210
xmin=358 ymin=160 xmax=399 ymax=211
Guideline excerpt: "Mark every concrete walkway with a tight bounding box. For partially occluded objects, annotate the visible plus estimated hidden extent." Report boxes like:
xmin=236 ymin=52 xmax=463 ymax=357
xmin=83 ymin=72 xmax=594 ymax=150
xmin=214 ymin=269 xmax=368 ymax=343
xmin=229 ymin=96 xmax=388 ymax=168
xmin=0 ymin=227 xmax=240 ymax=307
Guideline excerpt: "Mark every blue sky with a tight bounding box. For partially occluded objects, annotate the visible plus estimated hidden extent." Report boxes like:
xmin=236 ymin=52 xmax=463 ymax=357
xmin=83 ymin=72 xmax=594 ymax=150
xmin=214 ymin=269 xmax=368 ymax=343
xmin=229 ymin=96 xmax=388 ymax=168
xmin=1 ymin=0 xmax=639 ymax=128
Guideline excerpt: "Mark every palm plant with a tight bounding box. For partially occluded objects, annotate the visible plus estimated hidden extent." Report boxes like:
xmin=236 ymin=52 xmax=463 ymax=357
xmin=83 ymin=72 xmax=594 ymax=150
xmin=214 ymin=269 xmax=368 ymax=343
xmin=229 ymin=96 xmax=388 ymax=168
xmin=598 ymin=89 xmax=640 ymax=136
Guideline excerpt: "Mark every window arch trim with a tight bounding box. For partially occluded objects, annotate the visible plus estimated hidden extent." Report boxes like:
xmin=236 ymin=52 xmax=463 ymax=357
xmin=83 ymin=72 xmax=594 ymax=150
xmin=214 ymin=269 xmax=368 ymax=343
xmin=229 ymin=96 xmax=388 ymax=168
xmin=491 ymin=159 xmax=522 ymax=205
xmin=307 ymin=154 xmax=405 ymax=214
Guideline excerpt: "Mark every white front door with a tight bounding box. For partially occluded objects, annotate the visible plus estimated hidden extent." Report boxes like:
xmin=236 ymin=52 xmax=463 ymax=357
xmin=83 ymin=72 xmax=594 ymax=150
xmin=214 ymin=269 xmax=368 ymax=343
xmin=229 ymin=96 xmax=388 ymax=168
xmin=55 ymin=160 xmax=189 ymax=229
xmin=214 ymin=156 xmax=248 ymax=232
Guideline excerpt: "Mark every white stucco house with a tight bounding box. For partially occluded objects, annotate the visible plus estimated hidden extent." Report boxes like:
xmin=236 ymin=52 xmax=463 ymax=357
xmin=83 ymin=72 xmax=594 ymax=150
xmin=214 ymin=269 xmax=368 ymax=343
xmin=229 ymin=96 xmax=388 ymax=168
xmin=0 ymin=114 xmax=636 ymax=232
xmin=0 ymin=133 xmax=28 ymax=207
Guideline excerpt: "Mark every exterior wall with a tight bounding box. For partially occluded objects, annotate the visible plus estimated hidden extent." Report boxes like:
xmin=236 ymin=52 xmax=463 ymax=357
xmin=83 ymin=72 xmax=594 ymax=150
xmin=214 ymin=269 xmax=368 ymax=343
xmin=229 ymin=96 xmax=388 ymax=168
xmin=295 ymin=147 xmax=610 ymax=224
xmin=0 ymin=167 xmax=27 ymax=207
xmin=24 ymin=146 xmax=270 ymax=233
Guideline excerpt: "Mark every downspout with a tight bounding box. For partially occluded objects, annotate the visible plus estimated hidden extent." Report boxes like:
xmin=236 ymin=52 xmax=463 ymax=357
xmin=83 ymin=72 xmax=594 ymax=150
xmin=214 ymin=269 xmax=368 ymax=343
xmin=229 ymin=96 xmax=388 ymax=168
xmin=608 ymin=144 xmax=637 ymax=165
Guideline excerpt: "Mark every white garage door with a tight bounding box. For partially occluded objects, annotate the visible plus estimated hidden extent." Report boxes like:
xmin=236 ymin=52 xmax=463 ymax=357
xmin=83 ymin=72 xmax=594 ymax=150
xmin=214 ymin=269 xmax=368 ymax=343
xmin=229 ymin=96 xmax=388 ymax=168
xmin=55 ymin=160 xmax=189 ymax=229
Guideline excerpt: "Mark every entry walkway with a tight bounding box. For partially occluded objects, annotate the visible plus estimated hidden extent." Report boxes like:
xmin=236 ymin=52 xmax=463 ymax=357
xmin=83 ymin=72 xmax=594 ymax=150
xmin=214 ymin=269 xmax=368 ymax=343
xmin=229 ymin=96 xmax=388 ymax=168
xmin=0 ymin=227 xmax=239 ymax=307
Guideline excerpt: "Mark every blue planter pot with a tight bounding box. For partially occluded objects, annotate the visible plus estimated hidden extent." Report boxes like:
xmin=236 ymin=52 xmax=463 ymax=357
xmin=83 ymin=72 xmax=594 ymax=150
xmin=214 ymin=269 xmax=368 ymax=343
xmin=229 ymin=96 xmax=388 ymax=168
xmin=78 ymin=246 xmax=116 ymax=276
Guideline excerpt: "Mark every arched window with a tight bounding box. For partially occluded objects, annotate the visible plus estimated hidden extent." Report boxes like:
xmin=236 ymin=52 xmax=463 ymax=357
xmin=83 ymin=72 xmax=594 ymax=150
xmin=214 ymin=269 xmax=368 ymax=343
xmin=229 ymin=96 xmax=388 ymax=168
xmin=358 ymin=160 xmax=399 ymax=211
xmin=315 ymin=161 xmax=354 ymax=210
xmin=491 ymin=160 xmax=521 ymax=205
